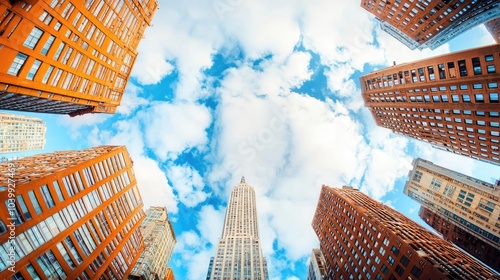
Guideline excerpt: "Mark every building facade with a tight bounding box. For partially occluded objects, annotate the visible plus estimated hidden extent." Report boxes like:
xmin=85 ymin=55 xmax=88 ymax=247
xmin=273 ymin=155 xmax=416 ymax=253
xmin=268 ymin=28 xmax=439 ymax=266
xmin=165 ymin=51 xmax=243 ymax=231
xmin=307 ymin=248 xmax=327 ymax=280
xmin=129 ymin=206 xmax=176 ymax=280
xmin=360 ymin=0 xmax=500 ymax=50
xmin=164 ymin=268 xmax=175 ymax=280
xmin=486 ymin=18 xmax=500 ymax=43
xmin=419 ymin=206 xmax=500 ymax=272
xmin=0 ymin=146 xmax=146 ymax=279
xmin=361 ymin=44 xmax=500 ymax=166
xmin=0 ymin=112 xmax=46 ymax=153
xmin=206 ymin=177 xmax=269 ymax=280
xmin=0 ymin=0 xmax=158 ymax=116
xmin=312 ymin=185 xmax=499 ymax=279
xmin=404 ymin=158 xmax=500 ymax=271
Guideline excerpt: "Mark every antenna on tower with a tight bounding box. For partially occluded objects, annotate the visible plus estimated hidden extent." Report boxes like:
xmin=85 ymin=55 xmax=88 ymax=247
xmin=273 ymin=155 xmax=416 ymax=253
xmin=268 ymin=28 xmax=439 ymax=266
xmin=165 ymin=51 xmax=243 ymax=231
xmin=241 ymin=176 xmax=246 ymax=184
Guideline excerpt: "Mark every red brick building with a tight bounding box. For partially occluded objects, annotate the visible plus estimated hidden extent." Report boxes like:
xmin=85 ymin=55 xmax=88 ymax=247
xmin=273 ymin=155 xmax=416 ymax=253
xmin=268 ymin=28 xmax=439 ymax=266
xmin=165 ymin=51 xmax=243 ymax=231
xmin=0 ymin=146 xmax=145 ymax=279
xmin=486 ymin=18 xmax=500 ymax=43
xmin=360 ymin=0 xmax=500 ymax=50
xmin=312 ymin=186 xmax=499 ymax=279
xmin=419 ymin=207 xmax=500 ymax=273
xmin=0 ymin=0 xmax=158 ymax=115
xmin=361 ymin=44 xmax=500 ymax=166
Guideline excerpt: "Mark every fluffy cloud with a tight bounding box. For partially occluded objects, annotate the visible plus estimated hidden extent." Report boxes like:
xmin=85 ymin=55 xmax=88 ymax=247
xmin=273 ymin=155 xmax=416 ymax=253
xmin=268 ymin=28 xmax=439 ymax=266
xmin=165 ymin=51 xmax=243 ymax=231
xmin=141 ymin=102 xmax=212 ymax=161
xmin=167 ymin=164 xmax=210 ymax=207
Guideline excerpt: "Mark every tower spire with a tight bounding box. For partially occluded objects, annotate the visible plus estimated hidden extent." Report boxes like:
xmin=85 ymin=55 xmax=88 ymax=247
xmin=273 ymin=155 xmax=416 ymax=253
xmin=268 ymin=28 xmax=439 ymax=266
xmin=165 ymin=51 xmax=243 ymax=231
xmin=240 ymin=176 xmax=246 ymax=184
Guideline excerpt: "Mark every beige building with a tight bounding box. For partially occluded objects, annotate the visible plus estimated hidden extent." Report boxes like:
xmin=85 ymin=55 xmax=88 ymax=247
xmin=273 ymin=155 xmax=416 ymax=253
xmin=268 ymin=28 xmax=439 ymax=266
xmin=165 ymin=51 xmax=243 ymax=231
xmin=307 ymin=248 xmax=326 ymax=280
xmin=404 ymin=158 xmax=500 ymax=250
xmin=206 ymin=177 xmax=269 ymax=280
xmin=0 ymin=112 xmax=46 ymax=153
xmin=129 ymin=206 xmax=176 ymax=280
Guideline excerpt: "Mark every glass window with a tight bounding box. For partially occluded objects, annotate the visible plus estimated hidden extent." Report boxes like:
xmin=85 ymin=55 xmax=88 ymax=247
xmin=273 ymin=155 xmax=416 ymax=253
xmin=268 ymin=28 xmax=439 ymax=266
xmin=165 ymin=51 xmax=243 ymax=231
xmin=53 ymin=42 xmax=65 ymax=60
xmin=53 ymin=181 xmax=65 ymax=202
xmin=411 ymin=266 xmax=422 ymax=277
xmin=458 ymin=60 xmax=467 ymax=77
xmin=489 ymin=82 xmax=498 ymax=89
xmin=28 ymin=190 xmax=42 ymax=214
xmin=24 ymin=27 xmax=44 ymax=49
xmin=40 ymin=35 xmax=55 ymax=56
xmin=36 ymin=250 xmax=67 ymax=279
xmin=462 ymin=94 xmax=470 ymax=103
xmin=7 ymin=53 xmax=28 ymax=76
xmin=451 ymin=95 xmax=459 ymax=102
xmin=487 ymin=65 xmax=496 ymax=73
xmin=40 ymin=185 xmax=55 ymax=208
xmin=472 ymin=57 xmax=481 ymax=75
xmin=475 ymin=94 xmax=484 ymax=103
xmin=485 ymin=54 xmax=494 ymax=62
xmin=400 ymin=256 xmax=409 ymax=267
xmin=490 ymin=93 xmax=499 ymax=103
xmin=16 ymin=195 xmax=32 ymax=220
xmin=56 ymin=243 xmax=76 ymax=270
xmin=441 ymin=95 xmax=448 ymax=102
xmin=41 ymin=65 xmax=54 ymax=84
xmin=26 ymin=60 xmax=42 ymax=80
xmin=25 ymin=264 xmax=41 ymax=280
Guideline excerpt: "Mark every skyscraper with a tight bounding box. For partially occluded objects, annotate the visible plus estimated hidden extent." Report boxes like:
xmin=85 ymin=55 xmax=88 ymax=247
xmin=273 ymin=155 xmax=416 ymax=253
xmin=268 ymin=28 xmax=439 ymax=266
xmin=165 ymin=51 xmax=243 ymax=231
xmin=404 ymin=158 xmax=500 ymax=272
xmin=361 ymin=44 xmax=500 ymax=166
xmin=129 ymin=206 xmax=177 ymax=280
xmin=0 ymin=0 xmax=158 ymax=116
xmin=0 ymin=146 xmax=146 ymax=279
xmin=0 ymin=112 xmax=46 ymax=153
xmin=312 ymin=186 xmax=499 ymax=279
xmin=164 ymin=268 xmax=175 ymax=280
xmin=419 ymin=206 xmax=500 ymax=273
xmin=360 ymin=0 xmax=500 ymax=50
xmin=307 ymin=248 xmax=327 ymax=280
xmin=206 ymin=177 xmax=269 ymax=280
xmin=486 ymin=18 xmax=500 ymax=43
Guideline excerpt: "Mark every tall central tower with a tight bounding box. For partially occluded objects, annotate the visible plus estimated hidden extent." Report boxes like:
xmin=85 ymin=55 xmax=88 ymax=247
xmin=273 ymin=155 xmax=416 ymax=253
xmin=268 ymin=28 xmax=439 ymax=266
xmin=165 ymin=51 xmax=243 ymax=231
xmin=206 ymin=177 xmax=269 ymax=280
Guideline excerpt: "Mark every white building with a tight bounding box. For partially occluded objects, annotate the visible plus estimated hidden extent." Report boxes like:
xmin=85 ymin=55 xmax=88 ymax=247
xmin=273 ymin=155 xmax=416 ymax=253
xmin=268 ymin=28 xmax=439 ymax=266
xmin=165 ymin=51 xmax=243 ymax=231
xmin=0 ymin=112 xmax=46 ymax=154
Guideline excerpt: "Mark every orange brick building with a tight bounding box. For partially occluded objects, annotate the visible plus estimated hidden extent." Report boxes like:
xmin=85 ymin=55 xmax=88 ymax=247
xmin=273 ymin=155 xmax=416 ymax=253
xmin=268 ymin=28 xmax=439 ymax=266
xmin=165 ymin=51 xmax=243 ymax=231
xmin=361 ymin=44 xmax=500 ymax=166
xmin=0 ymin=146 xmax=146 ymax=279
xmin=486 ymin=18 xmax=500 ymax=43
xmin=360 ymin=0 xmax=500 ymax=50
xmin=312 ymin=186 xmax=499 ymax=279
xmin=164 ymin=268 xmax=175 ymax=280
xmin=0 ymin=0 xmax=158 ymax=116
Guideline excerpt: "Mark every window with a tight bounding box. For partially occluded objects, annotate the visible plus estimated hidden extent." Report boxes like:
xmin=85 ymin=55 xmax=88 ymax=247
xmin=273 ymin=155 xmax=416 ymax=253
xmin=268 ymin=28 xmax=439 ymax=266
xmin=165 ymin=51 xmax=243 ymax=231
xmin=391 ymin=246 xmax=399 ymax=256
xmin=472 ymin=57 xmax=481 ymax=75
xmin=7 ymin=53 xmax=28 ymax=76
xmin=489 ymin=82 xmax=498 ymax=89
xmin=458 ymin=60 xmax=467 ymax=77
xmin=379 ymin=247 xmax=386 ymax=255
xmin=28 ymin=190 xmax=42 ymax=214
xmin=36 ymin=250 xmax=67 ymax=279
xmin=459 ymin=84 xmax=468 ymax=90
xmin=24 ymin=27 xmax=44 ymax=49
xmin=487 ymin=65 xmax=496 ymax=73
xmin=42 ymin=66 xmax=54 ymax=84
xmin=411 ymin=266 xmax=422 ymax=278
xmin=485 ymin=54 xmax=494 ymax=62
xmin=462 ymin=94 xmax=470 ymax=103
xmin=400 ymin=256 xmax=409 ymax=267
xmin=16 ymin=195 xmax=32 ymax=220
xmin=490 ymin=93 xmax=499 ymax=103
xmin=475 ymin=94 xmax=484 ymax=103
xmin=53 ymin=181 xmax=65 ymax=202
xmin=26 ymin=60 xmax=42 ymax=80
xmin=387 ymin=255 xmax=395 ymax=266
xmin=381 ymin=264 xmax=389 ymax=275
xmin=40 ymin=185 xmax=55 ymax=208
xmin=395 ymin=265 xmax=404 ymax=276
xmin=451 ymin=94 xmax=459 ymax=102
xmin=40 ymin=35 xmax=55 ymax=55
xmin=53 ymin=42 xmax=65 ymax=60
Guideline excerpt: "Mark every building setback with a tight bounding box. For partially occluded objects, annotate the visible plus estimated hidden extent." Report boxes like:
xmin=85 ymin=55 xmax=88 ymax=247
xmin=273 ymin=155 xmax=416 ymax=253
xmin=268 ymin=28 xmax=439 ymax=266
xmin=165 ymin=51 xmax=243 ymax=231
xmin=0 ymin=146 xmax=146 ymax=279
xmin=0 ymin=0 xmax=158 ymax=116
xmin=486 ymin=18 xmax=500 ymax=43
xmin=312 ymin=185 xmax=499 ymax=279
xmin=404 ymin=158 xmax=500 ymax=272
xmin=361 ymin=44 xmax=500 ymax=166
xmin=360 ymin=0 xmax=500 ymax=50
xmin=0 ymin=112 xmax=46 ymax=154
xmin=206 ymin=177 xmax=269 ymax=280
xmin=307 ymin=248 xmax=327 ymax=280
xmin=129 ymin=206 xmax=176 ymax=280
xmin=419 ymin=206 xmax=500 ymax=273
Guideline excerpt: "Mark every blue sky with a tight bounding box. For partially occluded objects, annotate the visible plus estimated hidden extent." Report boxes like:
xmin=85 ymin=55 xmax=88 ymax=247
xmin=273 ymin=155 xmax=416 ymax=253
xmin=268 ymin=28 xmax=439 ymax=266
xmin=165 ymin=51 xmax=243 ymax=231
xmin=3 ymin=1 xmax=500 ymax=279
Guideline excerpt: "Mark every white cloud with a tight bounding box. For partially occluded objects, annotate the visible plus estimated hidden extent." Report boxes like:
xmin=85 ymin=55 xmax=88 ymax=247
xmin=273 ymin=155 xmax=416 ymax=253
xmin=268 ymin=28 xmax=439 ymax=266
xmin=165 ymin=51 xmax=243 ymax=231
xmin=140 ymin=101 xmax=212 ymax=160
xmin=167 ymin=164 xmax=210 ymax=207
